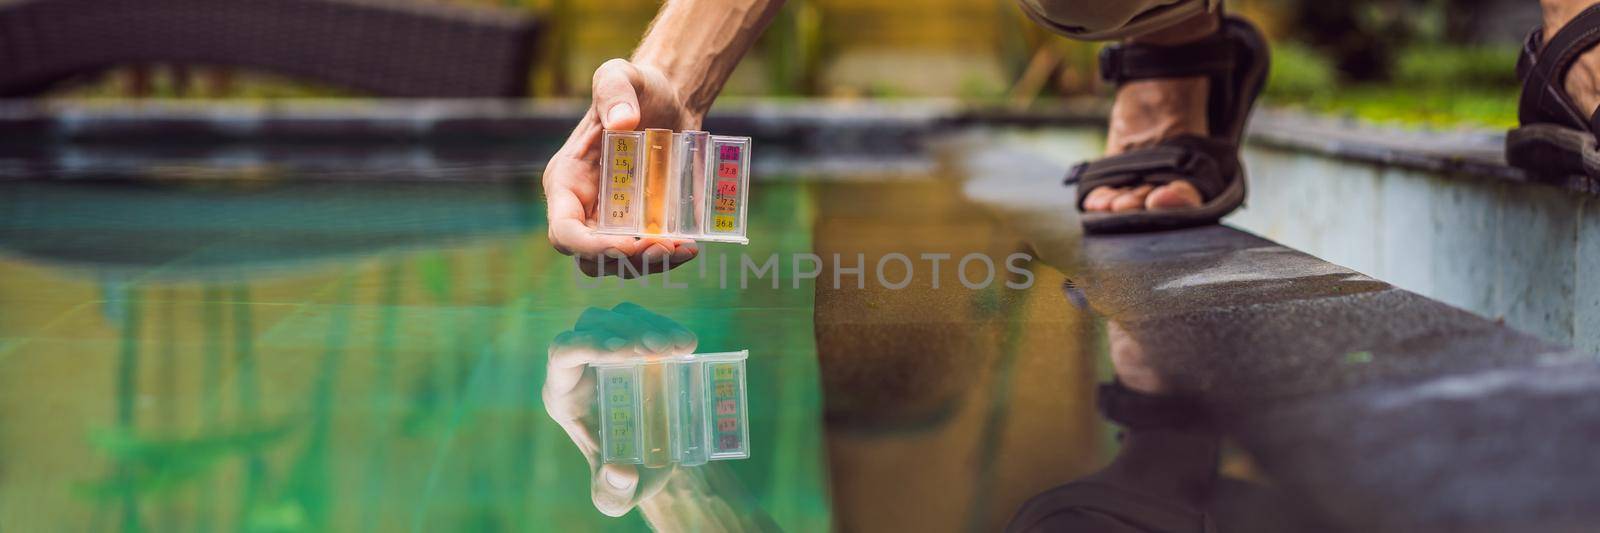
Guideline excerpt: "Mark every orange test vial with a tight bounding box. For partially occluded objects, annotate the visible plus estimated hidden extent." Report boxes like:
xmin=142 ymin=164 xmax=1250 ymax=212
xmin=643 ymin=128 xmax=673 ymax=234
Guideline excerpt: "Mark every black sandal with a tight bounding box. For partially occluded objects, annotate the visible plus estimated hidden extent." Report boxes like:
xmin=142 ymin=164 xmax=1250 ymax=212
xmin=1006 ymin=380 xmax=1220 ymax=533
xmin=1066 ymin=16 xmax=1270 ymax=234
xmin=1009 ymin=379 xmax=1336 ymax=532
xmin=1506 ymin=5 xmax=1600 ymax=179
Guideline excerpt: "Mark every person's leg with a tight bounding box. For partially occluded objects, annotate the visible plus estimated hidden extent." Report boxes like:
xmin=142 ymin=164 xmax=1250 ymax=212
xmin=1084 ymin=12 xmax=1218 ymax=213
xmin=1018 ymin=0 xmax=1230 ymax=215
xmin=1544 ymin=0 xmax=1600 ymax=115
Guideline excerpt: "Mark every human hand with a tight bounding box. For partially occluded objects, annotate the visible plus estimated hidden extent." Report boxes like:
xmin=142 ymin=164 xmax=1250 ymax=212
xmin=543 ymin=59 xmax=703 ymax=278
xmin=542 ymin=303 xmax=699 ymax=516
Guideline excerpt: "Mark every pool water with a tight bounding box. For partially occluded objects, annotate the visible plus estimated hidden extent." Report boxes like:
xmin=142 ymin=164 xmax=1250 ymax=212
xmin=0 ymin=165 xmax=1116 ymax=532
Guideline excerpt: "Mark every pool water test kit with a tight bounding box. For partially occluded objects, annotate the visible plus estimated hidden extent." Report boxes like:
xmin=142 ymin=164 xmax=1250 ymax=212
xmin=595 ymin=350 xmax=750 ymax=466
xmin=598 ymin=129 xmax=751 ymax=244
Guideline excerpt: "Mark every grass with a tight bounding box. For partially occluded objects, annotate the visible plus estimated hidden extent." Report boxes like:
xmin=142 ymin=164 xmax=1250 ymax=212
xmin=1265 ymin=43 xmax=1520 ymax=130
xmin=1271 ymin=85 xmax=1518 ymax=130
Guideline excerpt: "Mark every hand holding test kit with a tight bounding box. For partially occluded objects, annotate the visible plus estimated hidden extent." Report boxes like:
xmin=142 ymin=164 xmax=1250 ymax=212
xmin=597 ymin=128 xmax=752 ymax=244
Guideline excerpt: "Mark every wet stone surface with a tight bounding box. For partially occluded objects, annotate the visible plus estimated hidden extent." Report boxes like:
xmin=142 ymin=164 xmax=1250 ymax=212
xmin=1077 ymin=224 xmax=1599 ymax=531
xmin=1239 ymin=361 xmax=1600 ymax=533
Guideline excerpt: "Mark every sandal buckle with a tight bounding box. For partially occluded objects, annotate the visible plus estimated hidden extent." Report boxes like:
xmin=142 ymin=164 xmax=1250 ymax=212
xmin=1098 ymin=45 xmax=1124 ymax=84
xmin=1064 ymin=162 xmax=1088 ymax=185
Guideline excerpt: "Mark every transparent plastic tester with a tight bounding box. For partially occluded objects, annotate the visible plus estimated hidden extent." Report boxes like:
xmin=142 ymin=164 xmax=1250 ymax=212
xmin=594 ymin=351 xmax=750 ymax=466
xmin=597 ymin=128 xmax=752 ymax=244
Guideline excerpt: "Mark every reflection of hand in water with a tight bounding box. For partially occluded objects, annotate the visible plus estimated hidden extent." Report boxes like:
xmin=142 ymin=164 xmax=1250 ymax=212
xmin=544 ymin=303 xmax=779 ymax=531
xmin=543 ymin=302 xmax=697 ymax=517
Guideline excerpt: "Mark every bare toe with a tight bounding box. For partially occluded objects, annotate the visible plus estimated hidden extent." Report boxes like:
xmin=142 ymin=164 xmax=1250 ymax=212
xmin=1145 ymin=181 xmax=1203 ymax=210
xmin=1111 ymin=185 xmax=1155 ymax=212
xmin=1084 ymin=186 xmax=1124 ymax=212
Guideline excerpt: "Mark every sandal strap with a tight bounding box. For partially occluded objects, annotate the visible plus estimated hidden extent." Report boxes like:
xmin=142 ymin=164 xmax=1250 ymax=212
xmin=1007 ymin=481 xmax=1215 ymax=533
xmin=1095 ymin=380 xmax=1212 ymax=431
xmin=1066 ymin=136 xmax=1238 ymax=210
xmin=1517 ymin=4 xmax=1600 ymax=132
xmin=1098 ymin=33 xmax=1235 ymax=86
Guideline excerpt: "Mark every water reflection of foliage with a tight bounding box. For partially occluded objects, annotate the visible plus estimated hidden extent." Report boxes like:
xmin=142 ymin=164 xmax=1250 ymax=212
xmin=57 ymin=181 xmax=829 ymax=531
xmin=79 ymin=425 xmax=295 ymax=500
xmin=75 ymin=244 xmax=591 ymax=530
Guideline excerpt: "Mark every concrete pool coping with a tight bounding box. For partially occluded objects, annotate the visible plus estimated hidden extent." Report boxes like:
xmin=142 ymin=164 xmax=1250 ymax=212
xmin=2 ymin=97 xmax=1581 ymax=192
xmin=3 ymin=95 xmax=1587 ymax=192
xmin=1071 ymin=224 xmax=1597 ymax=532
xmin=948 ymin=136 xmax=1600 ymax=530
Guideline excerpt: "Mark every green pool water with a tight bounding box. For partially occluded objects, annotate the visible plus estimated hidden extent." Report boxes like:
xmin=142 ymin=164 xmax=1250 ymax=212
xmin=0 ymin=169 xmax=1112 ymax=532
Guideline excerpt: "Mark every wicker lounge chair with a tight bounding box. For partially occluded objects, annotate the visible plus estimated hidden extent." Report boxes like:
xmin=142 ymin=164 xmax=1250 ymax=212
xmin=0 ymin=0 xmax=540 ymax=97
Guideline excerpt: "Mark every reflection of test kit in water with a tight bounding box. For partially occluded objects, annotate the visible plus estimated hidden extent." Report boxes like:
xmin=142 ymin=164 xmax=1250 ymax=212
xmin=597 ymin=129 xmax=751 ymax=244
xmin=595 ymin=351 xmax=750 ymax=466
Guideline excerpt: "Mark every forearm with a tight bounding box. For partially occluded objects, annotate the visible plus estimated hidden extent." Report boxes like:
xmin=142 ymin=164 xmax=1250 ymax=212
xmin=631 ymin=0 xmax=786 ymax=120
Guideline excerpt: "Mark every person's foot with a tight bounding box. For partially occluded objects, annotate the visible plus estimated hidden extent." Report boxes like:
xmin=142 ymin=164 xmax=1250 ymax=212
xmin=1562 ymin=48 xmax=1600 ymax=116
xmin=1083 ymin=77 xmax=1210 ymax=212
xmin=1547 ymin=1 xmax=1600 ymax=116
xmin=1083 ymin=14 xmax=1219 ymax=214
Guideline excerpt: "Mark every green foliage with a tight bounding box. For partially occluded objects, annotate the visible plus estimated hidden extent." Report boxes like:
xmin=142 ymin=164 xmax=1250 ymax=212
xmin=957 ymin=72 xmax=1006 ymax=102
xmin=1296 ymin=86 xmax=1517 ymax=129
xmin=758 ymin=0 xmax=830 ymax=96
xmin=1266 ymin=42 xmax=1339 ymax=100
xmin=1394 ymin=45 xmax=1519 ymax=88
xmin=1267 ymin=42 xmax=1519 ymax=129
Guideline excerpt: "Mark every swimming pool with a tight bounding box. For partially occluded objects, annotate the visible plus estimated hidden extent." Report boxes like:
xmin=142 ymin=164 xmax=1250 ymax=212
xmin=6 ymin=111 xmax=1595 ymax=532
xmin=0 ymin=145 xmax=1120 ymax=532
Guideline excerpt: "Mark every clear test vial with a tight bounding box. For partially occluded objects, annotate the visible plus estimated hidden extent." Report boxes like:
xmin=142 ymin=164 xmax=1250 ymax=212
xmin=639 ymin=361 xmax=672 ymax=467
xmin=673 ymin=131 xmax=710 ymax=236
xmin=668 ymin=357 xmax=709 ymax=466
xmin=597 ymin=364 xmax=644 ymax=464
xmin=700 ymin=351 xmax=750 ymax=460
xmin=704 ymin=136 xmax=751 ymax=242
xmin=598 ymin=130 xmax=642 ymax=232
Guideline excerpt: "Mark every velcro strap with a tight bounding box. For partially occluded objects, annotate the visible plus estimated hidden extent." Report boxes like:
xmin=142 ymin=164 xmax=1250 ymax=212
xmin=1066 ymin=136 xmax=1237 ymax=210
xmin=1098 ymin=35 xmax=1235 ymax=85
xmin=1070 ymin=145 xmax=1204 ymax=184
xmin=1095 ymin=380 xmax=1211 ymax=431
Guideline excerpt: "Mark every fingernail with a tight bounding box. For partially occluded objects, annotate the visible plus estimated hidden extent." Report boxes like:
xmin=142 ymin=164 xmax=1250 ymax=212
xmin=605 ymin=469 xmax=633 ymax=490
xmin=671 ymin=330 xmax=694 ymax=348
xmin=640 ymin=332 xmax=666 ymax=352
xmin=606 ymin=103 xmax=634 ymax=126
xmin=642 ymin=245 xmax=668 ymax=263
xmin=671 ymin=243 xmax=698 ymax=262
xmin=603 ymin=248 xmax=627 ymax=260
xmin=604 ymin=337 xmax=626 ymax=351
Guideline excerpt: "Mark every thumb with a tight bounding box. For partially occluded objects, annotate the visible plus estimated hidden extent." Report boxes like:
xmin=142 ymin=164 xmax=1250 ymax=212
xmin=592 ymin=58 xmax=642 ymax=131
xmin=591 ymin=464 xmax=640 ymax=517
